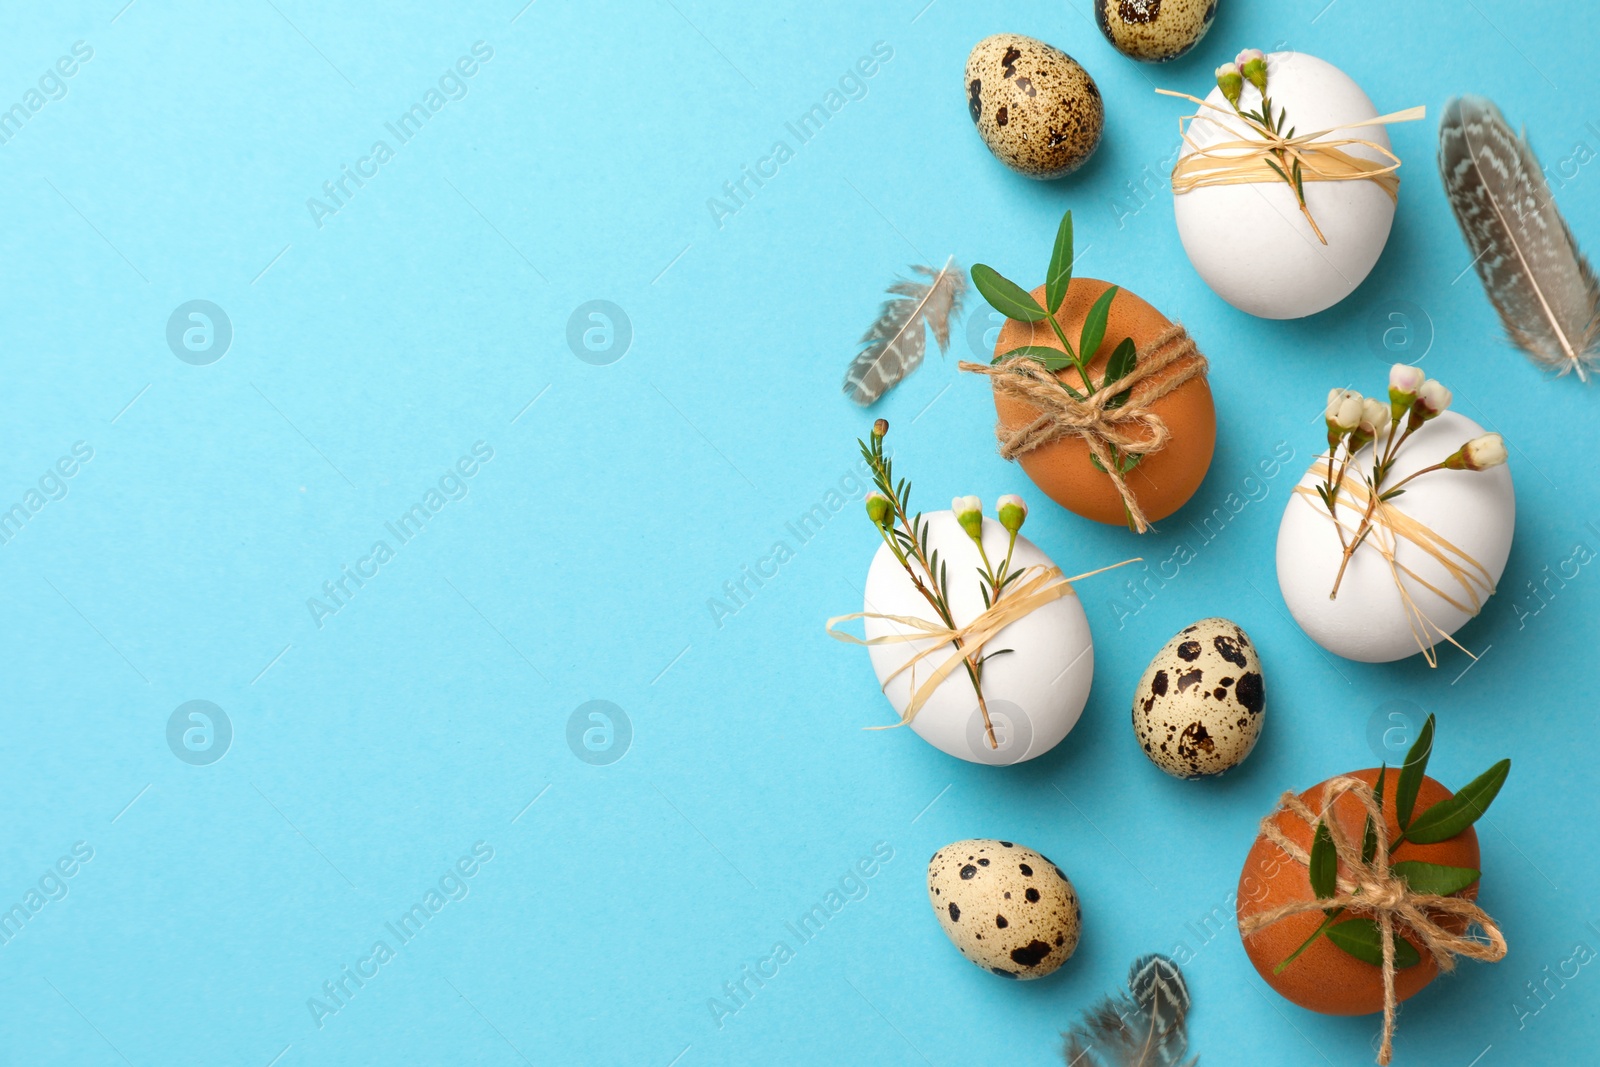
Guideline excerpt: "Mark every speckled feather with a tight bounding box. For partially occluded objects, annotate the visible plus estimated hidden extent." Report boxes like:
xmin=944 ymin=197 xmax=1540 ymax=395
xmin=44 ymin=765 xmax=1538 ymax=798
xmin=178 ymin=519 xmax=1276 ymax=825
xmin=1061 ymin=954 xmax=1197 ymax=1067
xmin=1439 ymin=95 xmax=1600 ymax=381
xmin=842 ymin=258 xmax=966 ymax=406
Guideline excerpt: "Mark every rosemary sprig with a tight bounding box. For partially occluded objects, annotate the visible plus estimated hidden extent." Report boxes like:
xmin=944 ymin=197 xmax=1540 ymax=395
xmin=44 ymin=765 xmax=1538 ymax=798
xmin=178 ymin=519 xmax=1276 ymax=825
xmin=860 ymin=421 xmax=1037 ymax=750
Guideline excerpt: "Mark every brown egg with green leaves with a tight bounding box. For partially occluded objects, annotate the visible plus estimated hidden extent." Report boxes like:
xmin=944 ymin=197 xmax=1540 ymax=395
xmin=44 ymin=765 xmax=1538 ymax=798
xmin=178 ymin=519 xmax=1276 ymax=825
xmin=1237 ymin=717 xmax=1509 ymax=1020
xmin=968 ymin=209 xmax=1214 ymax=531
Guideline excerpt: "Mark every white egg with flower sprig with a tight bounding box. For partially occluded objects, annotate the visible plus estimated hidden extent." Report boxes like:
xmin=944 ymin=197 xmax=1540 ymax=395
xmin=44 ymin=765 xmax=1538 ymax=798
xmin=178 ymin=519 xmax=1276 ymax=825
xmin=1168 ymin=50 xmax=1421 ymax=320
xmin=860 ymin=508 xmax=1094 ymax=765
xmin=1275 ymin=373 xmax=1515 ymax=664
xmin=827 ymin=426 xmax=1099 ymax=766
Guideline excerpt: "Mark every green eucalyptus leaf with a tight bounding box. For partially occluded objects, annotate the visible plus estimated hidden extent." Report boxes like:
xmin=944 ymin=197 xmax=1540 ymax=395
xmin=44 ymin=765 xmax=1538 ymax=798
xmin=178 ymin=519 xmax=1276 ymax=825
xmin=972 ymin=264 xmax=1046 ymax=323
xmin=1390 ymin=860 xmax=1481 ymax=897
xmin=1088 ymin=453 xmax=1105 ymax=473
xmin=1325 ymin=918 xmax=1422 ymax=970
xmin=995 ymin=345 xmax=1071 ymax=369
xmin=1396 ymin=714 xmax=1435 ymax=830
xmin=1102 ymin=336 xmax=1137 ymax=388
xmin=1045 ymin=210 xmax=1074 ymax=314
xmin=1077 ymin=286 xmax=1119 ymax=367
xmin=1363 ymin=765 xmax=1387 ymax=865
xmin=1103 ymin=337 xmax=1139 ymax=410
xmin=1119 ymin=451 xmax=1141 ymax=473
xmin=1404 ymin=759 xmax=1511 ymax=844
xmin=1309 ymin=821 xmax=1337 ymax=901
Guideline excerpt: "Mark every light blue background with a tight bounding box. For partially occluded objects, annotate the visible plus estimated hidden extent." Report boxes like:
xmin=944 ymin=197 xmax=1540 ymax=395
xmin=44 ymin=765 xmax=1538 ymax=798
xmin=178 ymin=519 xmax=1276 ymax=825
xmin=2 ymin=0 xmax=1596 ymax=1064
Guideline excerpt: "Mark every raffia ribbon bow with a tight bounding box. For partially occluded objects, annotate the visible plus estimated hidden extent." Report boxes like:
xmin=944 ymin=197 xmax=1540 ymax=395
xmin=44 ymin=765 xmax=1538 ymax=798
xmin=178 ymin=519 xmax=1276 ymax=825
xmin=825 ymin=561 xmax=1133 ymax=726
xmin=1240 ymin=776 xmax=1507 ymax=1065
xmin=1294 ymin=458 xmax=1494 ymax=667
xmin=1157 ymin=88 xmax=1425 ymax=244
xmin=958 ymin=323 xmax=1205 ymax=534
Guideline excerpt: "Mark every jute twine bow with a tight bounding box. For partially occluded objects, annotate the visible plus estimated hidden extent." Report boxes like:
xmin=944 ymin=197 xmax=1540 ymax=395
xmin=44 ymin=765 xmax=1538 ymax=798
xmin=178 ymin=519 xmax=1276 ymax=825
xmin=958 ymin=323 xmax=1206 ymax=534
xmin=825 ymin=560 xmax=1135 ymax=727
xmin=1294 ymin=457 xmax=1494 ymax=667
xmin=1156 ymin=88 xmax=1426 ymax=244
xmin=1240 ymin=776 xmax=1507 ymax=1065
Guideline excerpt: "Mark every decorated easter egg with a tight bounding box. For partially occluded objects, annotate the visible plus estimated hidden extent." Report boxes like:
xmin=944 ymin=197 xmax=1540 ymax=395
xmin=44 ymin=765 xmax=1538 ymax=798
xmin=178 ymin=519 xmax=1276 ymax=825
xmin=1276 ymin=410 xmax=1514 ymax=663
xmin=863 ymin=511 xmax=1092 ymax=765
xmin=965 ymin=34 xmax=1104 ymax=179
xmin=991 ymin=280 xmax=1215 ymax=527
xmin=1173 ymin=52 xmax=1400 ymax=319
xmin=928 ymin=839 xmax=1082 ymax=979
xmin=1237 ymin=768 xmax=1480 ymax=1015
xmin=1132 ymin=618 xmax=1264 ymax=778
xmin=1096 ymin=0 xmax=1218 ymax=62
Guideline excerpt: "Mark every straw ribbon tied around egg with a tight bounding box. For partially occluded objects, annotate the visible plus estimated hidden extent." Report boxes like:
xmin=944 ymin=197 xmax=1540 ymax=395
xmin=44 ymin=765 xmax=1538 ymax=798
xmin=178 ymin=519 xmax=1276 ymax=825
xmin=959 ymin=323 xmax=1206 ymax=534
xmin=1293 ymin=460 xmax=1494 ymax=667
xmin=826 ymin=560 xmax=1136 ymax=727
xmin=1156 ymin=89 xmax=1426 ymax=243
xmin=1240 ymin=777 xmax=1507 ymax=1066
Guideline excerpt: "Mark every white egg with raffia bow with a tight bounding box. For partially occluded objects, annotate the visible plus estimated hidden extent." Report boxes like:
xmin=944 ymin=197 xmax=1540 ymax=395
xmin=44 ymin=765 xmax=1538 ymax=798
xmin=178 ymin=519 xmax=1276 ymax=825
xmin=861 ymin=511 xmax=1093 ymax=765
xmin=1276 ymin=411 xmax=1514 ymax=663
xmin=1173 ymin=51 xmax=1402 ymax=319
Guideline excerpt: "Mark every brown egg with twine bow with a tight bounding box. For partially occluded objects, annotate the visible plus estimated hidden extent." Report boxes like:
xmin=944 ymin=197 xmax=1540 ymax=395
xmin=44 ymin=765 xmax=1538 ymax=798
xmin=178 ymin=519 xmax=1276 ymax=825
xmin=962 ymin=210 xmax=1214 ymax=533
xmin=964 ymin=282 xmax=1215 ymax=531
xmin=1236 ymin=716 xmax=1510 ymax=1066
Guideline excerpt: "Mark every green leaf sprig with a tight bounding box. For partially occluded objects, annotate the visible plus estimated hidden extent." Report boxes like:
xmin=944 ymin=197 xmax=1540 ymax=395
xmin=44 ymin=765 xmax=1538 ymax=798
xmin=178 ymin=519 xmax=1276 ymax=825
xmin=1274 ymin=715 xmax=1510 ymax=974
xmin=970 ymin=209 xmax=1142 ymax=530
xmin=856 ymin=420 xmax=1029 ymax=750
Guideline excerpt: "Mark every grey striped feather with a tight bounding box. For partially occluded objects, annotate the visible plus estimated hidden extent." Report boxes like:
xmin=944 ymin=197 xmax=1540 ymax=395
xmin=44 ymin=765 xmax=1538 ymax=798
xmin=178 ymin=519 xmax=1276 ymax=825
xmin=1439 ymin=95 xmax=1600 ymax=381
xmin=842 ymin=256 xmax=967 ymax=406
xmin=1063 ymin=954 xmax=1197 ymax=1067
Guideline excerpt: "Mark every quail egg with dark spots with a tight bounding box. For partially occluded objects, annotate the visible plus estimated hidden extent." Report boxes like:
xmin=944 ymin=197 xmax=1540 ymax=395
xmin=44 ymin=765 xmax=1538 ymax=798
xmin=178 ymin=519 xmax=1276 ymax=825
xmin=927 ymin=839 xmax=1082 ymax=979
xmin=1096 ymin=0 xmax=1218 ymax=63
xmin=1133 ymin=617 xmax=1265 ymax=778
xmin=964 ymin=33 xmax=1103 ymax=179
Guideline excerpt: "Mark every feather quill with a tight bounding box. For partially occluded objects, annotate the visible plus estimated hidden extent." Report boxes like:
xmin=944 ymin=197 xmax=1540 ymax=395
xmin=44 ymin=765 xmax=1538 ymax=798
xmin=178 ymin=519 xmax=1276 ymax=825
xmin=1439 ymin=95 xmax=1600 ymax=381
xmin=842 ymin=256 xmax=967 ymax=405
xmin=1062 ymin=954 xmax=1196 ymax=1067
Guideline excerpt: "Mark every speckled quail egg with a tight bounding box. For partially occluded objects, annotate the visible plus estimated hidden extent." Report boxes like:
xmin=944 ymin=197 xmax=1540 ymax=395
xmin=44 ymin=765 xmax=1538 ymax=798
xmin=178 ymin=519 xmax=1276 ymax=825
xmin=927 ymin=839 xmax=1082 ymax=979
xmin=1132 ymin=618 xmax=1265 ymax=778
xmin=964 ymin=34 xmax=1103 ymax=179
xmin=1095 ymin=0 xmax=1218 ymax=62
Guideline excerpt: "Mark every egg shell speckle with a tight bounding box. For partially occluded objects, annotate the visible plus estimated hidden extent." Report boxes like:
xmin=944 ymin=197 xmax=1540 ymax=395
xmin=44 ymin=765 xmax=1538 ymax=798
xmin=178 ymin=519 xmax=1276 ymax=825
xmin=965 ymin=34 xmax=1103 ymax=179
xmin=1133 ymin=618 xmax=1265 ymax=778
xmin=1096 ymin=0 xmax=1218 ymax=62
xmin=927 ymin=839 xmax=1082 ymax=979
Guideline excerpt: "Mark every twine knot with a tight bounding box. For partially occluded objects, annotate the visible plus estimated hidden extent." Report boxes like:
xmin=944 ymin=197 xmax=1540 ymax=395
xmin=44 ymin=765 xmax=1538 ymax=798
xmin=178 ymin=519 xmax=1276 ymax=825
xmin=958 ymin=323 xmax=1206 ymax=534
xmin=1239 ymin=776 xmax=1506 ymax=1065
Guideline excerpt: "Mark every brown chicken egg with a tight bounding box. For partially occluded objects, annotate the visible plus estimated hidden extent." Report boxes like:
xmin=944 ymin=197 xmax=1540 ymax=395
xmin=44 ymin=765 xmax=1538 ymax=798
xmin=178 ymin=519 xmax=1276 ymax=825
xmin=1236 ymin=768 xmax=1481 ymax=1016
xmin=991 ymin=280 xmax=1215 ymax=527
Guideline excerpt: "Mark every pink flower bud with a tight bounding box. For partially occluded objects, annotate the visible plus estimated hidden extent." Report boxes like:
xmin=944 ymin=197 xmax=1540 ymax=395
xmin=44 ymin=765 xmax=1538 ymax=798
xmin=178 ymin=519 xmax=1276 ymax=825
xmin=996 ymin=494 xmax=1027 ymax=534
xmin=1415 ymin=379 xmax=1452 ymax=420
xmin=1235 ymin=49 xmax=1268 ymax=93
xmin=952 ymin=495 xmax=983 ymax=541
xmin=1215 ymin=63 xmax=1243 ymax=107
xmin=1445 ymin=433 xmax=1508 ymax=471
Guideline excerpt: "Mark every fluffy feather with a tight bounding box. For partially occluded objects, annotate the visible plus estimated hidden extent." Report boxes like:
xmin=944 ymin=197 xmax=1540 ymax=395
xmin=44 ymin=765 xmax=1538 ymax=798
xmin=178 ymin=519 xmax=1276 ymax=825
xmin=1063 ymin=954 xmax=1196 ymax=1067
xmin=1439 ymin=95 xmax=1600 ymax=381
xmin=842 ymin=257 xmax=967 ymax=406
